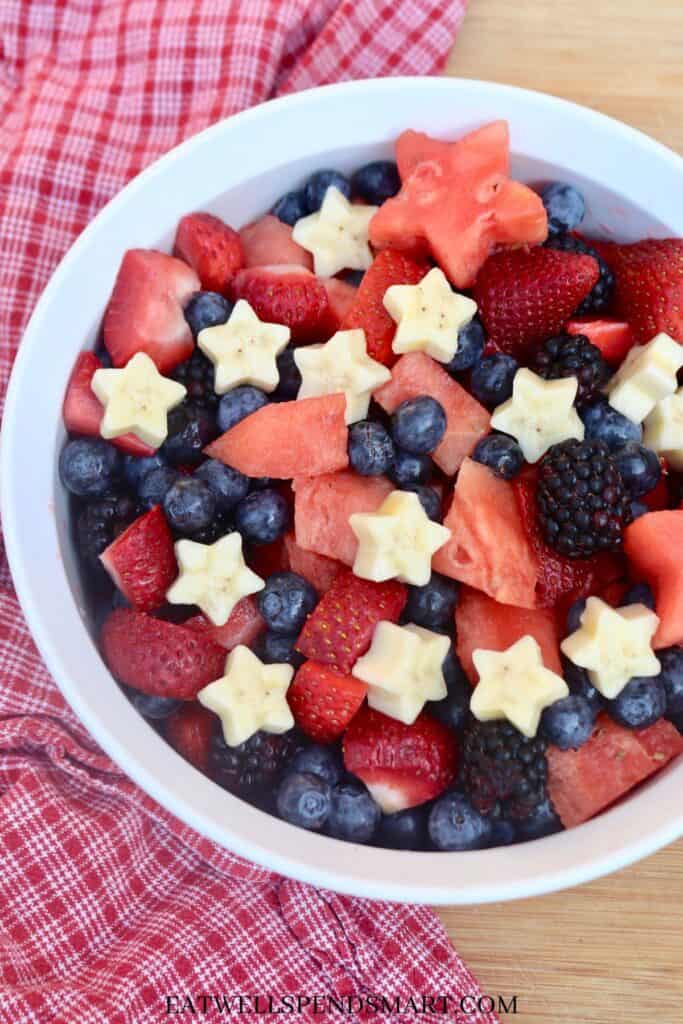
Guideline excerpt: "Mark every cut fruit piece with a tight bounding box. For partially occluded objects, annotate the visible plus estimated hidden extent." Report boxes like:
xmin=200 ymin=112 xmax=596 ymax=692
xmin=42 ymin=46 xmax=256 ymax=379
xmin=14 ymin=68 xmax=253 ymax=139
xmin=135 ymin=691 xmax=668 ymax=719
xmin=624 ymin=510 xmax=683 ymax=648
xmin=184 ymin=596 xmax=265 ymax=651
xmin=547 ymin=714 xmax=683 ymax=828
xmin=287 ymin=661 xmax=367 ymax=743
xmin=239 ymin=214 xmax=313 ymax=271
xmin=433 ymin=458 xmax=538 ymax=608
xmin=165 ymin=703 xmax=215 ymax=771
xmin=100 ymin=506 xmax=177 ymax=613
xmin=174 ymin=212 xmax=243 ymax=296
xmin=374 ymin=352 xmax=490 ymax=475
xmin=323 ymin=278 xmax=358 ymax=327
xmin=231 ymin=265 xmax=334 ymax=342
xmin=204 ymin=394 xmax=348 ymax=479
xmin=565 ymin=317 xmax=636 ymax=367
xmin=293 ymin=470 xmax=393 ymax=566
xmin=245 ymin=535 xmax=291 ymax=580
xmin=283 ymin=532 xmax=342 ymax=593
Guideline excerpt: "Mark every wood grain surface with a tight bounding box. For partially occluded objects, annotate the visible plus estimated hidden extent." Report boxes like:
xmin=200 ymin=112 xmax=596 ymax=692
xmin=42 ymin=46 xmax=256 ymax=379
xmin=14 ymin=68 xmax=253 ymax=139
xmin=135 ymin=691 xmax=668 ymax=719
xmin=437 ymin=3 xmax=683 ymax=1021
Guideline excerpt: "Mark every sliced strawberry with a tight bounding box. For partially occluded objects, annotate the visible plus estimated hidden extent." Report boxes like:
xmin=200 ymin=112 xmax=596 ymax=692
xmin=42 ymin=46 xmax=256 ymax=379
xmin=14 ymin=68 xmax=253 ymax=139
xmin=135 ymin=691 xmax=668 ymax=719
xmin=165 ymin=703 xmax=216 ymax=771
xmin=474 ymin=246 xmax=600 ymax=359
xmin=103 ymin=249 xmax=199 ymax=372
xmin=341 ymin=250 xmax=429 ymax=365
xmin=239 ymin=214 xmax=312 ymax=271
xmin=322 ymin=277 xmax=358 ymax=328
xmin=174 ymin=212 xmax=243 ymax=296
xmin=296 ymin=570 xmax=407 ymax=674
xmin=100 ymin=506 xmax=177 ymax=613
xmin=342 ymin=706 xmax=457 ymax=813
xmin=184 ymin=595 xmax=265 ymax=651
xmin=101 ymin=609 xmax=225 ymax=699
xmin=287 ymin=661 xmax=367 ymax=743
xmin=231 ymin=265 xmax=334 ymax=342
xmin=565 ymin=317 xmax=636 ymax=366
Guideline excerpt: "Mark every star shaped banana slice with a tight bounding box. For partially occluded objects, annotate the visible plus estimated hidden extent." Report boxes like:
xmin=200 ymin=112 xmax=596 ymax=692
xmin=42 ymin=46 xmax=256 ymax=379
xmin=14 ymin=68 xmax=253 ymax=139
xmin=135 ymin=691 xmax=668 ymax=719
xmin=353 ymin=621 xmax=450 ymax=725
xmin=607 ymin=333 xmax=683 ymax=424
xmin=197 ymin=299 xmax=290 ymax=394
xmin=383 ymin=267 xmax=478 ymax=363
xmin=292 ymin=186 xmax=378 ymax=277
xmin=560 ymin=596 xmax=660 ymax=700
xmin=349 ymin=490 xmax=451 ymax=586
xmin=165 ymin=533 xmax=264 ymax=626
xmin=198 ymin=645 xmax=294 ymax=747
xmin=471 ymin=635 xmax=569 ymax=738
xmin=294 ymin=328 xmax=391 ymax=424
xmin=644 ymin=388 xmax=683 ymax=470
xmin=92 ymin=351 xmax=186 ymax=448
xmin=490 ymin=368 xmax=584 ymax=463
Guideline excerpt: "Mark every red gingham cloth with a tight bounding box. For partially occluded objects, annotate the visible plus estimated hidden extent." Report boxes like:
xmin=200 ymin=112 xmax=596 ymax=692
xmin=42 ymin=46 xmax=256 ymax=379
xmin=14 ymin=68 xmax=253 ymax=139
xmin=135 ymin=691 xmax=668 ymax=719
xmin=0 ymin=2 xmax=502 ymax=1022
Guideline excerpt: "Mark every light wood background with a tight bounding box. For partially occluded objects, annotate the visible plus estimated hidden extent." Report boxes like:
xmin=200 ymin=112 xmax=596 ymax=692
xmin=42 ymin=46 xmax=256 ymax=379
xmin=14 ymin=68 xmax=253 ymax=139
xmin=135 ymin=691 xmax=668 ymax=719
xmin=437 ymin=3 xmax=683 ymax=1021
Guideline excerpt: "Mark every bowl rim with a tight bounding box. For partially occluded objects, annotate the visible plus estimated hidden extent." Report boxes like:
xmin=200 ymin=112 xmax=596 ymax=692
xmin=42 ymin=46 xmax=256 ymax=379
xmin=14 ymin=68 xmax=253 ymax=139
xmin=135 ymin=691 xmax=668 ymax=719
xmin=3 ymin=75 xmax=683 ymax=905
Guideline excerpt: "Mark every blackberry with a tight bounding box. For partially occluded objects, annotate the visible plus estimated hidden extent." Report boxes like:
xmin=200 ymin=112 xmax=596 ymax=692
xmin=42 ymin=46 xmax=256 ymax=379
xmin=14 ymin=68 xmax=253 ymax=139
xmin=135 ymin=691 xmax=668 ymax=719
xmin=461 ymin=720 xmax=548 ymax=823
xmin=209 ymin=729 xmax=306 ymax=798
xmin=537 ymin=439 xmax=632 ymax=558
xmin=171 ymin=350 xmax=219 ymax=410
xmin=545 ymin=234 xmax=615 ymax=315
xmin=534 ymin=333 xmax=610 ymax=406
xmin=75 ymin=494 xmax=139 ymax=569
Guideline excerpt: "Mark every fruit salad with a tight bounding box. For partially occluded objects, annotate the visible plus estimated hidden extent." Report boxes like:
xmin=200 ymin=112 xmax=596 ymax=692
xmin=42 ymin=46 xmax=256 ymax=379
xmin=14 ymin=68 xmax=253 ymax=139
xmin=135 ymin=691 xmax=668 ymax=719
xmin=57 ymin=120 xmax=683 ymax=852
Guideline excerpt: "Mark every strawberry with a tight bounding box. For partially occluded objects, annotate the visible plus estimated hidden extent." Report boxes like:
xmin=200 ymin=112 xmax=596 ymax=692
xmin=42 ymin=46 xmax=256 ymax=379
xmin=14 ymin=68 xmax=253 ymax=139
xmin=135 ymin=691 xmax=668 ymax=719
xmin=474 ymin=246 xmax=600 ymax=359
xmin=184 ymin=595 xmax=265 ymax=650
xmin=100 ymin=506 xmax=177 ymax=613
xmin=322 ymin=277 xmax=358 ymax=328
xmin=342 ymin=706 xmax=457 ymax=813
xmin=295 ymin=570 xmax=407 ymax=673
xmin=165 ymin=703 xmax=216 ymax=771
xmin=565 ymin=317 xmax=636 ymax=367
xmin=174 ymin=212 xmax=244 ymax=295
xmin=342 ymin=250 xmax=429 ymax=365
xmin=589 ymin=238 xmax=683 ymax=344
xmin=287 ymin=661 xmax=367 ymax=742
xmin=239 ymin=214 xmax=312 ymax=271
xmin=100 ymin=609 xmax=225 ymax=699
xmin=103 ymin=249 xmax=200 ymax=373
xmin=231 ymin=265 xmax=334 ymax=342
xmin=62 ymin=352 xmax=156 ymax=456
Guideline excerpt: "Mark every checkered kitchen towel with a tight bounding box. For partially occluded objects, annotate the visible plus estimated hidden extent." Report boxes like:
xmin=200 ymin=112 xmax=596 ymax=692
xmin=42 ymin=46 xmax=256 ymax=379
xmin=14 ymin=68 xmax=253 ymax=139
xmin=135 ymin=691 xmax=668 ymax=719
xmin=0 ymin=2 xmax=501 ymax=1022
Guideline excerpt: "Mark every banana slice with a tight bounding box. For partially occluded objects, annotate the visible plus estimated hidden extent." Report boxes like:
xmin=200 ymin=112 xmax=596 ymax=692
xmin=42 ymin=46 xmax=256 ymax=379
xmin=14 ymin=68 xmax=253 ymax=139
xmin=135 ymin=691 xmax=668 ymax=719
xmin=166 ymin=533 xmax=264 ymax=626
xmin=383 ymin=267 xmax=478 ymax=363
xmin=606 ymin=332 xmax=683 ymax=424
xmin=644 ymin=388 xmax=683 ymax=470
xmin=292 ymin=186 xmax=377 ymax=277
xmin=92 ymin=351 xmax=186 ymax=448
xmin=198 ymin=299 xmax=290 ymax=395
xmin=294 ymin=328 xmax=391 ymax=424
xmin=490 ymin=368 xmax=584 ymax=463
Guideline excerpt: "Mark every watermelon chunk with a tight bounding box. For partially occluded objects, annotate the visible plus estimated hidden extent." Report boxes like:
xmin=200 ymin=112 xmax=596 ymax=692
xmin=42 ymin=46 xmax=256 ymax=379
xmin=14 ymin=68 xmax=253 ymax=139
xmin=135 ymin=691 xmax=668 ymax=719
xmin=565 ymin=317 xmax=636 ymax=367
xmin=624 ymin=510 xmax=683 ymax=648
xmin=204 ymin=395 xmax=349 ymax=479
xmin=547 ymin=715 xmax=683 ymax=828
xmin=284 ymin=532 xmax=342 ymax=593
xmin=239 ymin=214 xmax=313 ymax=271
xmin=293 ymin=471 xmax=393 ymax=566
xmin=185 ymin=596 xmax=265 ymax=651
xmin=433 ymin=458 xmax=538 ymax=608
xmin=373 ymin=352 xmax=490 ymax=476
xmin=455 ymin=586 xmax=563 ymax=683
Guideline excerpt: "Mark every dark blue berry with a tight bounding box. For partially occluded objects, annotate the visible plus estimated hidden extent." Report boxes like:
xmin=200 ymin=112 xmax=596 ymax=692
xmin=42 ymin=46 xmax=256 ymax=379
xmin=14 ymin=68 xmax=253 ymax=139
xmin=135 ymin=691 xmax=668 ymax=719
xmin=327 ymin=781 xmax=380 ymax=843
xmin=657 ymin=647 xmax=683 ymax=715
xmin=541 ymin=182 xmax=586 ymax=235
xmin=162 ymin=403 xmax=217 ymax=467
xmin=138 ymin=465 xmax=179 ymax=509
xmin=343 ymin=269 xmax=365 ymax=287
xmin=408 ymin=485 xmax=442 ymax=522
xmin=389 ymin=449 xmax=433 ymax=487
xmin=428 ymin=652 xmax=470 ymax=733
xmin=217 ymin=386 xmax=269 ymax=433
xmin=622 ymin=582 xmax=655 ymax=610
xmin=516 ymin=797 xmax=562 ymax=841
xmin=446 ymin=317 xmax=486 ymax=374
xmin=628 ymin=500 xmax=649 ymax=521
xmin=271 ymin=189 xmax=309 ymax=226
xmin=351 ymin=160 xmax=400 ymax=204
xmin=404 ymin=573 xmax=458 ymax=630
xmin=234 ymin=488 xmax=289 ymax=545
xmin=580 ymin=399 xmax=642 ymax=451
xmin=290 ymin=745 xmax=343 ymax=787
xmin=348 ymin=420 xmax=395 ymax=476
xmin=562 ymin=655 xmax=604 ymax=716
xmin=258 ymin=571 xmax=317 ymax=634
xmin=273 ymin=349 xmax=302 ymax=402
xmin=195 ymin=458 xmax=250 ymax=513
xmin=428 ymin=792 xmax=492 ymax=851
xmin=59 ymin=438 xmax=122 ymax=498
xmin=304 ymin=169 xmax=351 ymax=213
xmin=129 ymin=691 xmax=182 ymax=720
xmin=184 ymin=291 xmax=233 ymax=338
xmin=540 ymin=695 xmax=595 ymax=750
xmin=391 ymin=396 xmax=447 ymax=455
xmin=669 ymin=711 xmax=683 ymax=734
xmin=256 ymin=630 xmax=304 ymax=669
xmin=470 ymin=353 xmax=518 ymax=407
xmin=249 ymin=476 xmax=274 ymax=491
xmin=613 ymin=442 xmax=661 ymax=497
xmin=489 ymin=819 xmax=518 ymax=847
xmin=566 ymin=597 xmax=587 ymax=634
xmin=123 ymin=452 xmax=166 ymax=489
xmin=377 ymin=806 xmax=428 ymax=851
xmin=472 ymin=433 xmax=524 ymax=480
xmin=277 ymin=772 xmax=330 ymax=831
xmin=609 ymin=676 xmax=667 ymax=729
xmin=163 ymin=477 xmax=216 ymax=535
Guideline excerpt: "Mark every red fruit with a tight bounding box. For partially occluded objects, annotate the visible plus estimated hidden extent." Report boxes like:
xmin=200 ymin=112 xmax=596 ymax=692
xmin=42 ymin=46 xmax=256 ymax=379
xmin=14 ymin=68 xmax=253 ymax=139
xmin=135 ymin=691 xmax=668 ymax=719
xmin=101 ymin=609 xmax=225 ymax=699
xmin=205 ymin=395 xmax=348 ymax=479
xmin=287 ymin=661 xmax=367 ymax=743
xmin=547 ymin=714 xmax=683 ymax=828
xmin=624 ymin=510 xmax=683 ymax=648
xmin=342 ymin=250 xmax=429 ymax=365
xmin=62 ymin=352 xmax=156 ymax=456
xmin=296 ymin=569 xmax=407 ymax=674
xmin=100 ymin=507 xmax=176 ymax=613
xmin=184 ymin=596 xmax=265 ymax=651
xmin=323 ymin=278 xmax=358 ymax=327
xmin=174 ymin=212 xmax=243 ymax=295
xmin=565 ymin=317 xmax=636 ymax=366
xmin=239 ymin=214 xmax=312 ymax=271
xmin=165 ymin=703 xmax=215 ymax=771
xmin=474 ymin=246 xmax=600 ymax=359
xmin=642 ymin=464 xmax=670 ymax=512
xmin=343 ymin=707 xmax=457 ymax=813
xmin=284 ymin=532 xmax=342 ymax=593
xmin=103 ymin=249 xmax=200 ymax=372
xmin=232 ymin=265 xmax=334 ymax=342
xmin=245 ymin=537 xmax=291 ymax=580
xmin=370 ymin=121 xmax=547 ymax=288
xmin=590 ymin=238 xmax=683 ymax=343
xmin=292 ymin=471 xmax=393 ymax=566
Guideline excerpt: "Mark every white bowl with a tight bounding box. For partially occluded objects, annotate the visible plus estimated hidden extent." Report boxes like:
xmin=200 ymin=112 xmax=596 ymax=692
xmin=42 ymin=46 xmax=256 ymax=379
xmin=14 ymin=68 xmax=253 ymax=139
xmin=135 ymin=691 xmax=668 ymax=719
xmin=3 ymin=78 xmax=683 ymax=905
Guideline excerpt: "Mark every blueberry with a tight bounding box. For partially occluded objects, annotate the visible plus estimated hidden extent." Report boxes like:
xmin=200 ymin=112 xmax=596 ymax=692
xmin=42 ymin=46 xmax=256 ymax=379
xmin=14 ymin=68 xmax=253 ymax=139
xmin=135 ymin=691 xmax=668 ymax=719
xmin=195 ymin=459 xmax=250 ymax=512
xmin=348 ymin=420 xmax=395 ymax=476
xmin=123 ymin=452 xmax=166 ymax=489
xmin=376 ymin=806 xmax=428 ymax=851
xmin=59 ymin=438 xmax=122 ymax=498
xmin=470 ymin=353 xmax=518 ymax=407
xmin=628 ymin=500 xmax=649 ymax=521
xmin=343 ymin=269 xmax=365 ymax=287
xmin=404 ymin=573 xmax=459 ymax=630
xmin=669 ymin=711 xmax=683 ymax=734
xmin=566 ymin=598 xmax=587 ymax=634
xmin=428 ymin=652 xmax=470 ymax=733
xmin=163 ymin=477 xmax=216 ymax=535
xmin=162 ymin=403 xmax=217 ymax=467
xmin=562 ymin=655 xmax=604 ymax=716
xmin=428 ymin=792 xmax=492 ymax=851
xmin=609 ymin=676 xmax=667 ymax=729
xmin=327 ymin=781 xmax=380 ymax=843
xmin=613 ymin=442 xmax=661 ymax=497
xmin=138 ymin=465 xmax=179 ymax=509
xmin=622 ymin=582 xmax=655 ymax=610
xmin=540 ymin=695 xmax=596 ymax=750
xmin=256 ymin=630 xmax=304 ymax=669
xmin=541 ymin=182 xmax=586 ymax=235
xmin=489 ymin=819 xmax=518 ymax=847
xmin=184 ymin=291 xmax=233 ymax=338
xmin=657 ymin=647 xmax=683 ymax=715
xmin=217 ymin=386 xmax=269 ymax=432
xmin=290 ymin=745 xmax=343 ymax=787
xmin=389 ymin=449 xmax=433 ymax=487
xmin=304 ymin=169 xmax=351 ymax=213
xmin=258 ymin=571 xmax=318 ymax=634
xmin=351 ymin=160 xmax=401 ymax=204
xmin=234 ymin=489 xmax=289 ymax=544
xmin=391 ymin=397 xmax=447 ymax=455
xmin=128 ymin=691 xmax=182 ymax=720
xmin=446 ymin=317 xmax=486 ymax=374
xmin=271 ymin=189 xmax=309 ymax=226
xmin=472 ymin=433 xmax=524 ymax=480
xmin=277 ymin=772 xmax=331 ymax=831
xmin=273 ymin=349 xmax=302 ymax=402
xmin=580 ymin=400 xmax=642 ymax=451
xmin=516 ymin=797 xmax=562 ymax=841
xmin=249 ymin=476 xmax=275 ymax=491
